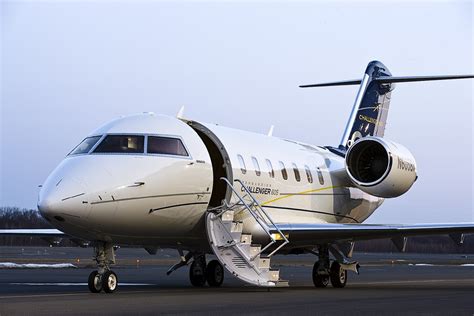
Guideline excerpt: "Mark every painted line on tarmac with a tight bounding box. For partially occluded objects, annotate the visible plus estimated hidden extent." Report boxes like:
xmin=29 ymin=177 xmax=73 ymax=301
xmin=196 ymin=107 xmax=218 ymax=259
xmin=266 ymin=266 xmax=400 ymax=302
xmin=1 ymin=279 xmax=472 ymax=300
xmin=352 ymin=279 xmax=474 ymax=285
xmin=0 ymin=290 xmax=155 ymax=300
xmin=9 ymin=282 xmax=155 ymax=286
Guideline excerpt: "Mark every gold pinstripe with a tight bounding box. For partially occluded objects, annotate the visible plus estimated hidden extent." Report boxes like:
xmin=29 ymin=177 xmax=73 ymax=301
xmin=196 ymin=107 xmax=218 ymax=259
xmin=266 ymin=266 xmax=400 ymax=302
xmin=260 ymin=186 xmax=341 ymax=206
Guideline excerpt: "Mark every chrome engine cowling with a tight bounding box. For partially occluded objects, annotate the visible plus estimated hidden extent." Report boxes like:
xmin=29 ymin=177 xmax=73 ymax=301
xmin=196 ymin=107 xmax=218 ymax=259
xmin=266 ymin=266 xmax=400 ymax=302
xmin=345 ymin=137 xmax=417 ymax=198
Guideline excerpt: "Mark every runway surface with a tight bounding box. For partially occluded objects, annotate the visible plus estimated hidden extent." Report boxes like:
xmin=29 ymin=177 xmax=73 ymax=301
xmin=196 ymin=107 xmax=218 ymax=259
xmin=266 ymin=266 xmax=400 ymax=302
xmin=0 ymin=247 xmax=473 ymax=315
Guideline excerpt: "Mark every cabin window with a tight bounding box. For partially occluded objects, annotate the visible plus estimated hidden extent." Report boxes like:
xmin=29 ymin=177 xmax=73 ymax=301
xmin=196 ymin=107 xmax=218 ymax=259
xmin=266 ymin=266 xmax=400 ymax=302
xmin=147 ymin=136 xmax=188 ymax=156
xmin=94 ymin=135 xmax=144 ymax=154
xmin=292 ymin=163 xmax=301 ymax=182
xmin=69 ymin=136 xmax=102 ymax=155
xmin=237 ymin=154 xmax=247 ymax=174
xmin=251 ymin=156 xmax=261 ymax=176
xmin=305 ymin=165 xmax=313 ymax=183
xmin=317 ymin=167 xmax=325 ymax=185
xmin=265 ymin=159 xmax=275 ymax=178
xmin=279 ymin=161 xmax=288 ymax=180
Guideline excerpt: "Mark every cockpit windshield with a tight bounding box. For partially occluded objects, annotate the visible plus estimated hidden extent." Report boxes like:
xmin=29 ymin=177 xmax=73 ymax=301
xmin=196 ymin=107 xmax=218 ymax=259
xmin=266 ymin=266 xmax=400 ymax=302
xmin=69 ymin=136 xmax=102 ymax=155
xmin=93 ymin=135 xmax=145 ymax=154
xmin=68 ymin=134 xmax=189 ymax=157
xmin=147 ymin=136 xmax=188 ymax=156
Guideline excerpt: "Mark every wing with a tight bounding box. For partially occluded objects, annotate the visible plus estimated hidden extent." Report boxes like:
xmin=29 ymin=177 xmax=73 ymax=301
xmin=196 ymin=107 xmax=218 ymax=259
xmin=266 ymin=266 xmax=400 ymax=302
xmin=0 ymin=229 xmax=65 ymax=237
xmin=272 ymin=223 xmax=474 ymax=248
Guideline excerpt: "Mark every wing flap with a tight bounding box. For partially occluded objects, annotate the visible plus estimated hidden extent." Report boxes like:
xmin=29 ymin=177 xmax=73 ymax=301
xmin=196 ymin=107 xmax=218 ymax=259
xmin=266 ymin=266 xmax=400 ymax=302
xmin=272 ymin=223 xmax=474 ymax=246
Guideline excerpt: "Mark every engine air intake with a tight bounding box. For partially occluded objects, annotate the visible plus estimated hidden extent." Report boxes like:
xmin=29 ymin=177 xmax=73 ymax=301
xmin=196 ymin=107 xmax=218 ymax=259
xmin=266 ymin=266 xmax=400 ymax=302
xmin=346 ymin=140 xmax=389 ymax=184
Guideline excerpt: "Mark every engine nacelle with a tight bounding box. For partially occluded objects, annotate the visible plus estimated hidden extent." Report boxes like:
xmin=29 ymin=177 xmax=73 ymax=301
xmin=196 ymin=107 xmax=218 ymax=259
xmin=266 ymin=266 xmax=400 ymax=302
xmin=345 ymin=137 xmax=417 ymax=198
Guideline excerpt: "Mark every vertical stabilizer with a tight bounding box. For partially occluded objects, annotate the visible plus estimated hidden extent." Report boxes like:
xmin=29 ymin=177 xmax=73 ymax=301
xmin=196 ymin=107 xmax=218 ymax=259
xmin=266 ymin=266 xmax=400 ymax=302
xmin=340 ymin=61 xmax=393 ymax=149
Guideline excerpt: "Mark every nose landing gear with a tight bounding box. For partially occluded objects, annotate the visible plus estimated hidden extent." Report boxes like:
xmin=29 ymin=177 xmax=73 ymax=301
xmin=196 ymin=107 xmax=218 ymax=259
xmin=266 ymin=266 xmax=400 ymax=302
xmin=87 ymin=242 xmax=118 ymax=293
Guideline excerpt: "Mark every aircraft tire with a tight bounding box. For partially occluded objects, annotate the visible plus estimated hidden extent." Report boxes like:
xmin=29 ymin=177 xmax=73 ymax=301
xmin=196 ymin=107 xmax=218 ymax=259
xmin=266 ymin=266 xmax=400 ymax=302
xmin=312 ymin=261 xmax=329 ymax=288
xmin=102 ymin=270 xmax=118 ymax=293
xmin=189 ymin=259 xmax=206 ymax=287
xmin=88 ymin=270 xmax=102 ymax=293
xmin=329 ymin=261 xmax=347 ymax=288
xmin=205 ymin=260 xmax=224 ymax=287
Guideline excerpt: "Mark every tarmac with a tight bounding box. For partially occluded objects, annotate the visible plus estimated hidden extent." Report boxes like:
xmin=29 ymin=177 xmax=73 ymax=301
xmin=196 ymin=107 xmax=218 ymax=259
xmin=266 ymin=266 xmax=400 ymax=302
xmin=0 ymin=247 xmax=473 ymax=315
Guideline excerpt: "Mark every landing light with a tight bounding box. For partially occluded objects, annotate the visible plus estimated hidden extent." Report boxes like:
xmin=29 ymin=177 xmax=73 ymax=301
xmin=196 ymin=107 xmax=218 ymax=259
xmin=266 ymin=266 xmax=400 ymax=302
xmin=271 ymin=233 xmax=289 ymax=241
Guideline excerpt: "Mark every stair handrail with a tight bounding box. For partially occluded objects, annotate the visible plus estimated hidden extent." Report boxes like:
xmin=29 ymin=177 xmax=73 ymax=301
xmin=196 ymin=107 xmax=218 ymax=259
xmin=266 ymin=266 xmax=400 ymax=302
xmin=232 ymin=179 xmax=290 ymax=257
xmin=219 ymin=177 xmax=289 ymax=259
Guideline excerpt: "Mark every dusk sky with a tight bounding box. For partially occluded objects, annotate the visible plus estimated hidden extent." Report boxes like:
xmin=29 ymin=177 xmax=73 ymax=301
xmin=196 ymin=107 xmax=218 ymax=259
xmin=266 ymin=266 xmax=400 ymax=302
xmin=1 ymin=0 xmax=472 ymax=224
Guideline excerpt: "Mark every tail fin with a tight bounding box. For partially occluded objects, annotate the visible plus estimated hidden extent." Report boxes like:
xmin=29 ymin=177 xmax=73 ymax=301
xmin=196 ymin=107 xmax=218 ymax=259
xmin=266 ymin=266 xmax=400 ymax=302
xmin=339 ymin=60 xmax=393 ymax=149
xmin=300 ymin=60 xmax=474 ymax=152
xmin=301 ymin=60 xmax=394 ymax=150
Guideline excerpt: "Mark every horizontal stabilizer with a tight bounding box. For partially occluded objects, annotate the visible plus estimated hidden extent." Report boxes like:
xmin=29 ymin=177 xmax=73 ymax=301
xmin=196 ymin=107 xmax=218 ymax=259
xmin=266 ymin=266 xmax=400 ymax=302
xmin=299 ymin=79 xmax=361 ymax=88
xmin=377 ymin=74 xmax=474 ymax=84
xmin=300 ymin=74 xmax=474 ymax=88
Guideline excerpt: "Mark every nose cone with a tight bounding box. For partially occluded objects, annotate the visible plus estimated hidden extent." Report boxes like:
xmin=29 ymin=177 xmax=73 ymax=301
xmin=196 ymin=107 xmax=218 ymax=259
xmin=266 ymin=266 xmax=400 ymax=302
xmin=38 ymin=177 xmax=89 ymax=222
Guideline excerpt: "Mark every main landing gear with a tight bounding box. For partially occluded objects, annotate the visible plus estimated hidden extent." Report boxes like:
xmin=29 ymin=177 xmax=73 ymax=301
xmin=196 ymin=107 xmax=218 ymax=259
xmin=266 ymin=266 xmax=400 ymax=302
xmin=87 ymin=242 xmax=118 ymax=293
xmin=312 ymin=245 xmax=354 ymax=289
xmin=189 ymin=254 xmax=224 ymax=287
xmin=168 ymin=252 xmax=224 ymax=287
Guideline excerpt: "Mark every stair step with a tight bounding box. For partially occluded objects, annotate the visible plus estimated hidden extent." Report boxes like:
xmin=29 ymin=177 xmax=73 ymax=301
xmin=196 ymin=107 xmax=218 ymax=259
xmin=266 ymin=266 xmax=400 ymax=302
xmin=258 ymin=257 xmax=271 ymax=270
xmin=249 ymin=245 xmax=261 ymax=258
xmin=275 ymin=280 xmax=289 ymax=287
xmin=205 ymin=179 xmax=289 ymax=289
xmin=230 ymin=221 xmax=243 ymax=233
xmin=240 ymin=234 xmax=252 ymax=244
xmin=268 ymin=269 xmax=280 ymax=281
xmin=221 ymin=211 xmax=235 ymax=222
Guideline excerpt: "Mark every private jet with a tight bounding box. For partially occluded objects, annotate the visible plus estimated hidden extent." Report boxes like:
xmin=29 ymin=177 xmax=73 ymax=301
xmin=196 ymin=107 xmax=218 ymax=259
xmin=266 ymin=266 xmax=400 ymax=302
xmin=2 ymin=61 xmax=474 ymax=293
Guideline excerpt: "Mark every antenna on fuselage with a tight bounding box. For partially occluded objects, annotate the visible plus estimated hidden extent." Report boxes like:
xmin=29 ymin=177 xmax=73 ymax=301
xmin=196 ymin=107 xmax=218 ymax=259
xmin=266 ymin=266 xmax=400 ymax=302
xmin=176 ymin=106 xmax=185 ymax=119
xmin=267 ymin=125 xmax=274 ymax=137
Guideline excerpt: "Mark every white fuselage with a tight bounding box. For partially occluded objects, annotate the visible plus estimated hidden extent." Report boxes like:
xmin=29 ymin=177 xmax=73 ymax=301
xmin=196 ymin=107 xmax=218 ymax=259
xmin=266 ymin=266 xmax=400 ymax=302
xmin=38 ymin=113 xmax=383 ymax=251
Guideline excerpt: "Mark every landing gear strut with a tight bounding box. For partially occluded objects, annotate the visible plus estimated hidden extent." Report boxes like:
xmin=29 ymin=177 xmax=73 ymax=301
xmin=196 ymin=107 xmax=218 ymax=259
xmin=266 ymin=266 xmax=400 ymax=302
xmin=87 ymin=242 xmax=118 ymax=293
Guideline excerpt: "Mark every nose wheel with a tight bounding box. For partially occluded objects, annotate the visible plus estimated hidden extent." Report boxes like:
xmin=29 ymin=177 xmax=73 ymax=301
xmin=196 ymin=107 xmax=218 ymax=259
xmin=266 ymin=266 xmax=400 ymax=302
xmin=88 ymin=271 xmax=102 ymax=293
xmin=102 ymin=271 xmax=118 ymax=293
xmin=87 ymin=270 xmax=118 ymax=293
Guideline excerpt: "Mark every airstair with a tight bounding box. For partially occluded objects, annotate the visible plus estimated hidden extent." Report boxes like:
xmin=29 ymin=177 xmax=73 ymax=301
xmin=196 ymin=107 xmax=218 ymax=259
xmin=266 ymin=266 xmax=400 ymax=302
xmin=205 ymin=178 xmax=290 ymax=287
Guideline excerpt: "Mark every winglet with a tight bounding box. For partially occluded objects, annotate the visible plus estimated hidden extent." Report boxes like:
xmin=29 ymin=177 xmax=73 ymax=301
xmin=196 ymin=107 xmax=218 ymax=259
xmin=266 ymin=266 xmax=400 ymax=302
xmin=267 ymin=125 xmax=274 ymax=137
xmin=176 ymin=106 xmax=185 ymax=119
